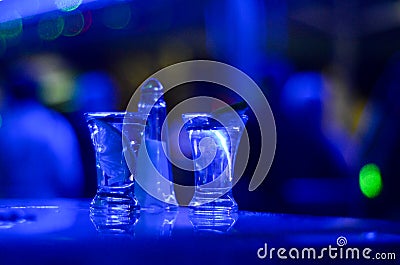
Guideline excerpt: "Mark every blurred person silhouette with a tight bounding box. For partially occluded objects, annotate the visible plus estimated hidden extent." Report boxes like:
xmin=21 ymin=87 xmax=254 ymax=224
xmin=279 ymin=72 xmax=350 ymax=173
xmin=274 ymin=72 xmax=352 ymax=216
xmin=233 ymin=71 xmax=354 ymax=216
xmin=0 ymin=56 xmax=83 ymax=198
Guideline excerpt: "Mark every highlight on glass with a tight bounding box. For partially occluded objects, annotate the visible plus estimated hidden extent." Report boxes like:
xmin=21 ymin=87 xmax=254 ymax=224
xmin=85 ymin=112 xmax=147 ymax=226
xmin=182 ymin=112 xmax=248 ymax=215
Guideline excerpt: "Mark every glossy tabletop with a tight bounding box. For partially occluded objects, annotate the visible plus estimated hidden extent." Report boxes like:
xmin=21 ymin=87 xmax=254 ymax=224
xmin=0 ymin=199 xmax=399 ymax=265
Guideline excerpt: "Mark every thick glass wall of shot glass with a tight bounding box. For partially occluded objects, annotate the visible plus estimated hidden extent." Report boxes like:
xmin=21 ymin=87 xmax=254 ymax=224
xmin=85 ymin=112 xmax=146 ymax=225
xmin=183 ymin=113 xmax=248 ymax=215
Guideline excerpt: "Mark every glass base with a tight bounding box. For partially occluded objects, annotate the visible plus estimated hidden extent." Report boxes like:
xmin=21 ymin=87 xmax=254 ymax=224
xmin=189 ymin=192 xmax=238 ymax=215
xmin=90 ymin=214 xmax=138 ymax=236
xmin=90 ymin=186 xmax=140 ymax=227
xmin=189 ymin=212 xmax=238 ymax=233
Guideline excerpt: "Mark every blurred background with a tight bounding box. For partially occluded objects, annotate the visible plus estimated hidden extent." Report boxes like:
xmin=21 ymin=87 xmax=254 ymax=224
xmin=0 ymin=0 xmax=398 ymax=220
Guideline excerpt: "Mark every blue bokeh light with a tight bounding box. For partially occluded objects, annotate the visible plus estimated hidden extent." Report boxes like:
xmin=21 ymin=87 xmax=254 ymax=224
xmin=102 ymin=3 xmax=131 ymax=30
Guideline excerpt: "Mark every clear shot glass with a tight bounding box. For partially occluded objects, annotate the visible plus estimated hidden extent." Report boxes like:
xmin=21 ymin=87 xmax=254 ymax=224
xmin=85 ymin=112 xmax=147 ymax=225
xmin=182 ymin=113 xmax=248 ymax=215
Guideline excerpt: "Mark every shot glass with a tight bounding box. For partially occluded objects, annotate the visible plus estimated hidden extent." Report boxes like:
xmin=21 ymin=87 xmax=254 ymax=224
xmin=85 ymin=112 xmax=147 ymax=224
xmin=183 ymin=113 xmax=248 ymax=215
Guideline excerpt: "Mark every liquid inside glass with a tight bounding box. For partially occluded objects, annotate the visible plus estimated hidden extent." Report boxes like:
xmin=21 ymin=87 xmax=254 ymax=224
xmin=85 ymin=112 xmax=146 ymax=225
xmin=183 ymin=113 xmax=248 ymax=215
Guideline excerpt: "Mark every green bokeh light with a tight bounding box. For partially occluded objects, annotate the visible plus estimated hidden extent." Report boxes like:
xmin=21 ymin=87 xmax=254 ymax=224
xmin=62 ymin=11 xmax=84 ymax=37
xmin=359 ymin=163 xmax=383 ymax=199
xmin=55 ymin=0 xmax=83 ymax=12
xmin=38 ymin=14 xmax=65 ymax=41
xmin=0 ymin=14 xmax=23 ymax=39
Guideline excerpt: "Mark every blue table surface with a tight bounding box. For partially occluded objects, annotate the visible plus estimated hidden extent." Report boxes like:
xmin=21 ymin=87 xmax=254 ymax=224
xmin=0 ymin=199 xmax=399 ymax=265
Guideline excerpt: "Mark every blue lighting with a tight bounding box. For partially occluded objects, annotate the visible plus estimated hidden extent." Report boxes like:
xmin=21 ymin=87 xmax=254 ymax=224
xmin=0 ymin=0 xmax=97 ymax=23
xmin=282 ymin=72 xmax=324 ymax=107
xmin=205 ymin=0 xmax=287 ymax=82
xmin=74 ymin=71 xmax=118 ymax=111
xmin=280 ymin=72 xmax=324 ymax=123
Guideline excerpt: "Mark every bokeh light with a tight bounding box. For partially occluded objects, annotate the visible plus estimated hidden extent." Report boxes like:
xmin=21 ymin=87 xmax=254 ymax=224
xmin=81 ymin=11 xmax=93 ymax=34
xmin=0 ymin=12 xmax=23 ymax=40
xmin=359 ymin=163 xmax=383 ymax=199
xmin=40 ymin=71 xmax=75 ymax=107
xmin=281 ymin=72 xmax=324 ymax=112
xmin=55 ymin=0 xmax=83 ymax=12
xmin=158 ymin=40 xmax=193 ymax=67
xmin=31 ymin=54 xmax=75 ymax=109
xmin=62 ymin=11 xmax=84 ymax=37
xmin=102 ymin=4 xmax=131 ymax=30
xmin=38 ymin=14 xmax=65 ymax=41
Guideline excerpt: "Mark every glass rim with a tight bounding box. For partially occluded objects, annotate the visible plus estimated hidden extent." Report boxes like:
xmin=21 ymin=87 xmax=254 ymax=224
xmin=182 ymin=112 xmax=248 ymax=119
xmin=84 ymin=112 xmax=148 ymax=121
xmin=84 ymin=111 xmax=147 ymax=117
xmin=182 ymin=112 xmax=248 ymax=130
